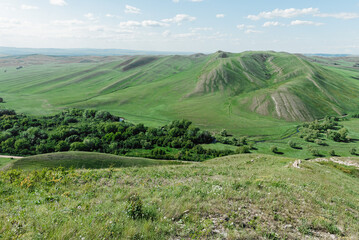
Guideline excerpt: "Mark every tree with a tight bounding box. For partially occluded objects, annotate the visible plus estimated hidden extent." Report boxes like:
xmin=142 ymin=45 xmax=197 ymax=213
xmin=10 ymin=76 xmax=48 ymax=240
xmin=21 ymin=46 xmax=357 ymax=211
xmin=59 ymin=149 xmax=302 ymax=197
xmin=70 ymin=142 xmax=88 ymax=151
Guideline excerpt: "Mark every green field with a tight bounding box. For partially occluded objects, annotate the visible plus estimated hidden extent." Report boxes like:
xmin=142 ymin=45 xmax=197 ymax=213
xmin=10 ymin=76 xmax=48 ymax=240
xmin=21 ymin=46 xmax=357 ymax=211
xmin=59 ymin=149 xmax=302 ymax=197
xmin=1 ymin=52 xmax=359 ymax=137
xmin=9 ymin=151 xmax=183 ymax=170
xmin=0 ymin=157 xmax=15 ymax=169
xmin=1 ymin=153 xmax=358 ymax=239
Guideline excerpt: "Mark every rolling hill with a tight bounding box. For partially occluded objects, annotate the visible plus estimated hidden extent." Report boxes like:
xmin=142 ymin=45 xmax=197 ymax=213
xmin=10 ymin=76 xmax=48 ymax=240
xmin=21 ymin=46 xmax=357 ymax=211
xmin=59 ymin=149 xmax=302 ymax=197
xmin=1 ymin=51 xmax=359 ymax=136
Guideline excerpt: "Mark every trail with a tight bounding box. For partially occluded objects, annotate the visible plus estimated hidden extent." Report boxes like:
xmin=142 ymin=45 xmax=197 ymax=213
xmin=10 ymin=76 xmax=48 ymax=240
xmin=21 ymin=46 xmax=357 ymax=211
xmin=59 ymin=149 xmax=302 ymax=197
xmin=0 ymin=155 xmax=23 ymax=159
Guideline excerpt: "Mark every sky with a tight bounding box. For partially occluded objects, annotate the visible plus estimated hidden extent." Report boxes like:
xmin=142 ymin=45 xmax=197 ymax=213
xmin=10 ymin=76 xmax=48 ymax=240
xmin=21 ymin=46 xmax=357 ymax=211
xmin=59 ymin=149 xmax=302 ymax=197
xmin=0 ymin=0 xmax=359 ymax=54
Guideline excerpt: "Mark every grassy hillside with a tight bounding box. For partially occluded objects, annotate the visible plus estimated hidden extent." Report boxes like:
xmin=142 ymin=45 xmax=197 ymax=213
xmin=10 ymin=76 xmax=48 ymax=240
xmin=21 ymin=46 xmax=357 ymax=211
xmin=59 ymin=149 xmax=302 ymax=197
xmin=9 ymin=151 xmax=182 ymax=170
xmin=1 ymin=51 xmax=359 ymax=137
xmin=1 ymin=154 xmax=358 ymax=239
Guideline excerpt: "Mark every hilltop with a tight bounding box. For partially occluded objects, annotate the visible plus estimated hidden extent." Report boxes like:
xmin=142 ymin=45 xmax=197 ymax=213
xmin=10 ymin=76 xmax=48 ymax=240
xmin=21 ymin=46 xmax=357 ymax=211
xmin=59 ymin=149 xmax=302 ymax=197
xmin=1 ymin=51 xmax=359 ymax=136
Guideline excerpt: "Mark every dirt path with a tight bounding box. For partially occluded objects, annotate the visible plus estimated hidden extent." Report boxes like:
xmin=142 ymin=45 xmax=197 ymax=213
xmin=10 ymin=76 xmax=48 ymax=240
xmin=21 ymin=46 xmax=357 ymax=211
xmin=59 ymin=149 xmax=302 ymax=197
xmin=0 ymin=155 xmax=23 ymax=159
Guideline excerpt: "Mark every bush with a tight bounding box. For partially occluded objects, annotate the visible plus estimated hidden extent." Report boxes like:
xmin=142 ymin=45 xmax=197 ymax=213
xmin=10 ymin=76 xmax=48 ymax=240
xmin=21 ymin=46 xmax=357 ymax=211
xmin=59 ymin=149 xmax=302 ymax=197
xmin=288 ymin=140 xmax=297 ymax=148
xmin=350 ymin=147 xmax=357 ymax=155
xmin=236 ymin=146 xmax=250 ymax=154
xmin=220 ymin=129 xmax=228 ymax=137
xmin=270 ymin=146 xmax=278 ymax=153
xmin=329 ymin=150 xmax=336 ymax=156
xmin=314 ymin=139 xmax=323 ymax=146
xmin=125 ymin=194 xmax=144 ymax=220
xmin=310 ymin=148 xmax=320 ymax=157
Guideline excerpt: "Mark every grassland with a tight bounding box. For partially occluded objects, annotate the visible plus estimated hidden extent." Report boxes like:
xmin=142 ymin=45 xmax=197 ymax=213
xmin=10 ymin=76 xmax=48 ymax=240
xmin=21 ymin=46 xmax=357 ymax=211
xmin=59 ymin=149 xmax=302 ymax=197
xmin=1 ymin=153 xmax=358 ymax=239
xmin=0 ymin=157 xmax=15 ymax=169
xmin=8 ymin=151 xmax=183 ymax=170
xmin=1 ymin=52 xmax=359 ymax=137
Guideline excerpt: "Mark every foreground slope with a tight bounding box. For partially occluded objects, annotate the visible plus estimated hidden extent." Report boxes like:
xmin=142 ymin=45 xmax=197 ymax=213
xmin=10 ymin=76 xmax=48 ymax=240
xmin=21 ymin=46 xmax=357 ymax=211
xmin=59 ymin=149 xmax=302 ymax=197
xmin=0 ymin=154 xmax=358 ymax=239
xmin=1 ymin=51 xmax=359 ymax=136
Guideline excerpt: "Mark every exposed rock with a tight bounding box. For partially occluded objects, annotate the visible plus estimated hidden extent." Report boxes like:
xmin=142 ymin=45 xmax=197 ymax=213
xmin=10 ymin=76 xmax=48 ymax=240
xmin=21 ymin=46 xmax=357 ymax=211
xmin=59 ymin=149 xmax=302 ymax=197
xmin=292 ymin=160 xmax=301 ymax=168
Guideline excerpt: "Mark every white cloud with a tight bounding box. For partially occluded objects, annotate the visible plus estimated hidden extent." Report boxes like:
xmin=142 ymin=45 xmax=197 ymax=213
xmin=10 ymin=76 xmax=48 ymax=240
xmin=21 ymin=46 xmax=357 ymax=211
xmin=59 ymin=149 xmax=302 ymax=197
xmin=142 ymin=20 xmax=168 ymax=27
xmin=315 ymin=12 xmax=359 ymax=19
xmin=119 ymin=20 xmax=168 ymax=28
xmin=290 ymin=20 xmax=323 ymax=26
xmin=245 ymin=29 xmax=262 ymax=34
xmin=21 ymin=5 xmax=39 ymax=10
xmin=84 ymin=13 xmax=98 ymax=21
xmin=190 ymin=0 xmax=203 ymax=2
xmin=248 ymin=8 xmax=319 ymax=20
xmin=50 ymin=0 xmax=67 ymax=6
xmin=125 ymin=5 xmax=141 ymax=14
xmin=162 ymin=14 xmax=196 ymax=25
xmin=236 ymin=24 xmax=245 ymax=30
xmin=173 ymin=0 xmax=179 ymax=2
xmin=263 ymin=21 xmax=281 ymax=27
xmin=52 ymin=19 xmax=85 ymax=26
xmin=216 ymin=14 xmax=225 ymax=18
xmin=190 ymin=27 xmax=213 ymax=32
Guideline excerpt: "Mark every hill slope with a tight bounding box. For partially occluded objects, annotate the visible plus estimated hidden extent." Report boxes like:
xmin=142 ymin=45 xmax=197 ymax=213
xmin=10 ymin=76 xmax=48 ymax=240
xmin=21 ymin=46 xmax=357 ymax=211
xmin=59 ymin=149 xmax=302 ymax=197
xmin=1 ymin=51 xmax=359 ymax=136
xmin=9 ymin=151 xmax=181 ymax=170
xmin=1 ymin=154 xmax=358 ymax=239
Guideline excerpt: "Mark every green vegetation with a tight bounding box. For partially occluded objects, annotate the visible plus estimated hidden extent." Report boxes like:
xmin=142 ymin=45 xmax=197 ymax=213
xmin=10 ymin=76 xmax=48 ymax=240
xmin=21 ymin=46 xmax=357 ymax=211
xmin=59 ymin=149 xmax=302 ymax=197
xmin=1 ymin=51 xmax=359 ymax=137
xmin=0 ymin=157 xmax=15 ymax=169
xmin=1 ymin=154 xmax=358 ymax=239
xmin=0 ymin=109 xmax=235 ymax=161
xmin=10 ymin=152 xmax=181 ymax=170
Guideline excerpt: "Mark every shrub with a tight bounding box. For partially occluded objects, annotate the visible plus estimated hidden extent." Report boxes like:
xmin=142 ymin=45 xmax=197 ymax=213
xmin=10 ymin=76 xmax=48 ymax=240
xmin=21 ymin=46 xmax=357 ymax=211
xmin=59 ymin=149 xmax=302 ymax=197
xmin=310 ymin=148 xmax=320 ymax=157
xmin=329 ymin=150 xmax=336 ymax=156
xmin=350 ymin=147 xmax=357 ymax=155
xmin=220 ymin=129 xmax=228 ymax=137
xmin=125 ymin=194 xmax=144 ymax=220
xmin=288 ymin=140 xmax=297 ymax=148
xmin=270 ymin=146 xmax=278 ymax=153
xmin=236 ymin=146 xmax=250 ymax=154
xmin=314 ymin=139 xmax=323 ymax=146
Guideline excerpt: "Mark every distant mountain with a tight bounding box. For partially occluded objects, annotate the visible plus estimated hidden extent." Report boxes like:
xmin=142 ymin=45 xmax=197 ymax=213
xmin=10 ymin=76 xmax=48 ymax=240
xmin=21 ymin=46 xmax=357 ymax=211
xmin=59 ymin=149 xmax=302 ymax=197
xmin=304 ymin=53 xmax=353 ymax=57
xmin=1 ymin=51 xmax=359 ymax=136
xmin=0 ymin=46 xmax=193 ymax=56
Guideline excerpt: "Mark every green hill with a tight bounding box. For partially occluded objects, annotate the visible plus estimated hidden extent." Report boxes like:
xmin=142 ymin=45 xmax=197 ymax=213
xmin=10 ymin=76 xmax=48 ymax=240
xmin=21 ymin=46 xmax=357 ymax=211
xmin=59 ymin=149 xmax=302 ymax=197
xmin=1 ymin=154 xmax=358 ymax=239
xmin=9 ymin=151 xmax=182 ymax=170
xmin=1 ymin=51 xmax=359 ymax=136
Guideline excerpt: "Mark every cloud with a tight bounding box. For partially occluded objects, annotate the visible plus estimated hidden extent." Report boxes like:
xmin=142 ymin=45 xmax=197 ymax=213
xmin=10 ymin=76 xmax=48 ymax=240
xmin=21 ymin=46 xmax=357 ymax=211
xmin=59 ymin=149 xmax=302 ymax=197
xmin=315 ymin=12 xmax=359 ymax=19
xmin=237 ymin=24 xmax=261 ymax=33
xmin=21 ymin=5 xmax=39 ymax=10
xmin=263 ymin=21 xmax=282 ymax=27
xmin=125 ymin=5 xmax=141 ymax=14
xmin=119 ymin=20 xmax=168 ymax=28
xmin=49 ymin=0 xmax=67 ymax=6
xmin=248 ymin=8 xmax=319 ymax=20
xmin=173 ymin=0 xmax=179 ymax=2
xmin=142 ymin=20 xmax=168 ymax=27
xmin=84 ymin=13 xmax=98 ymax=21
xmin=245 ymin=29 xmax=262 ymax=34
xmin=190 ymin=0 xmax=203 ymax=2
xmin=162 ymin=30 xmax=171 ymax=37
xmin=290 ymin=20 xmax=323 ymax=26
xmin=52 ymin=19 xmax=85 ymax=26
xmin=162 ymin=14 xmax=196 ymax=25
xmin=216 ymin=14 xmax=225 ymax=18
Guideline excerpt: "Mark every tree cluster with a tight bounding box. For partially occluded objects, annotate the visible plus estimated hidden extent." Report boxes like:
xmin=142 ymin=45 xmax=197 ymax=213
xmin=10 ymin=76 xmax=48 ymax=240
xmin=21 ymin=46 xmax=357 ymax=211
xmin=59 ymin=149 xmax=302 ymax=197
xmin=0 ymin=109 xmax=230 ymax=161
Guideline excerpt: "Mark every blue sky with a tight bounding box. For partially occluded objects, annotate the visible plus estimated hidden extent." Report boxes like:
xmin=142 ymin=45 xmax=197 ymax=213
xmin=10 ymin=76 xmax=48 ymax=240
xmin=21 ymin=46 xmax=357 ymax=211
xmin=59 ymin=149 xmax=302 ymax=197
xmin=0 ymin=0 xmax=359 ymax=53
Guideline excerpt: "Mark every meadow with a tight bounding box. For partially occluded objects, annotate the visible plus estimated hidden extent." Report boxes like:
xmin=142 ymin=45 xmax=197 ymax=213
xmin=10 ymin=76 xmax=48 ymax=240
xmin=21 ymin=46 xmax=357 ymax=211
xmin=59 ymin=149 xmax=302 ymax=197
xmin=1 ymin=154 xmax=358 ymax=239
xmin=2 ymin=52 xmax=359 ymax=137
